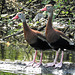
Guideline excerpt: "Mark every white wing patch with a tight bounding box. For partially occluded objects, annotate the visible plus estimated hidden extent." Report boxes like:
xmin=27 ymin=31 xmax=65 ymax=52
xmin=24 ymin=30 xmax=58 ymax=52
xmin=37 ymin=35 xmax=47 ymax=41
xmin=60 ymin=35 xmax=74 ymax=45
xmin=37 ymin=34 xmax=53 ymax=48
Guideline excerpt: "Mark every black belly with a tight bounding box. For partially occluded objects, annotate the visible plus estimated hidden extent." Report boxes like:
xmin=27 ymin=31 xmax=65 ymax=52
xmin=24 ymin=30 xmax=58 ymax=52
xmin=30 ymin=38 xmax=51 ymax=50
xmin=51 ymin=37 xmax=74 ymax=51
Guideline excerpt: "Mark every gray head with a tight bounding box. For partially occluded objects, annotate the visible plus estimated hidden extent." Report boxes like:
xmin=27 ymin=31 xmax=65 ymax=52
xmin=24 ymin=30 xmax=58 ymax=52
xmin=12 ymin=12 xmax=25 ymax=22
xmin=40 ymin=4 xmax=53 ymax=12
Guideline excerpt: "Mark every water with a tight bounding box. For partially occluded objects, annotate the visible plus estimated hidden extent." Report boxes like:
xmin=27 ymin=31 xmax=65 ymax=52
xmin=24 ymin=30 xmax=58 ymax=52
xmin=0 ymin=71 xmax=54 ymax=75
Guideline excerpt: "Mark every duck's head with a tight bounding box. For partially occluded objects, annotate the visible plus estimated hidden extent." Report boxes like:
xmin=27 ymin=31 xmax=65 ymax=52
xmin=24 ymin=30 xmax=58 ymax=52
xmin=40 ymin=4 xmax=53 ymax=12
xmin=12 ymin=12 xmax=25 ymax=22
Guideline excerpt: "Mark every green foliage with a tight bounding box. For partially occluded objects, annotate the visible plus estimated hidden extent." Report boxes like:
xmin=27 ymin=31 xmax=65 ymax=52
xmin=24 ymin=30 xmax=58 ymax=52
xmin=69 ymin=54 xmax=72 ymax=62
xmin=18 ymin=22 xmax=23 ymax=26
xmin=29 ymin=17 xmax=32 ymax=22
xmin=61 ymin=11 xmax=65 ymax=14
xmin=0 ymin=71 xmax=17 ymax=75
xmin=41 ymin=0 xmax=50 ymax=4
xmin=29 ymin=0 xmax=32 ymax=2
xmin=65 ymin=0 xmax=67 ymax=2
xmin=36 ymin=21 xmax=40 ymax=24
xmin=68 ymin=19 xmax=71 ymax=25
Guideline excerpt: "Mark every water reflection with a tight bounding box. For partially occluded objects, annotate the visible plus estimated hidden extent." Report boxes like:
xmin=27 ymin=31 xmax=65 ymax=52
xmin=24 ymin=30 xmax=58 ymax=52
xmin=0 ymin=44 xmax=75 ymax=63
xmin=0 ymin=71 xmax=75 ymax=75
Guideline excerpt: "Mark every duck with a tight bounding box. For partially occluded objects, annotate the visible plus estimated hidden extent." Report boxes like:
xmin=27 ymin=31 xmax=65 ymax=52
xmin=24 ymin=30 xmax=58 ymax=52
xmin=40 ymin=4 xmax=75 ymax=68
xmin=12 ymin=12 xmax=52 ymax=67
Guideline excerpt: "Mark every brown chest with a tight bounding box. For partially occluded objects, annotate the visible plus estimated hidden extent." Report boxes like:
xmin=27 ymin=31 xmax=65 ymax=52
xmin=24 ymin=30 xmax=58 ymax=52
xmin=46 ymin=29 xmax=59 ymax=43
xmin=23 ymin=30 xmax=37 ymax=44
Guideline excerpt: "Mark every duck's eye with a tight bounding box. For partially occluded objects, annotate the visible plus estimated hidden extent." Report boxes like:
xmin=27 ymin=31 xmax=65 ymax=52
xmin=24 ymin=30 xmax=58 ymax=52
xmin=47 ymin=6 xmax=52 ymax=9
xmin=19 ymin=14 xmax=21 ymax=15
xmin=47 ymin=6 xmax=50 ymax=9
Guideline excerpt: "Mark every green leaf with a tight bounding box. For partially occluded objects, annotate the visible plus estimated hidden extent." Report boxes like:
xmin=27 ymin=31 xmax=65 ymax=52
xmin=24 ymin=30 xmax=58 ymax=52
xmin=65 ymin=0 xmax=67 ymax=2
xmin=61 ymin=11 xmax=65 ymax=14
xmin=29 ymin=18 xmax=32 ymax=22
xmin=66 ymin=11 xmax=69 ymax=14
xmin=36 ymin=21 xmax=39 ymax=24
xmin=29 ymin=0 xmax=32 ymax=2
xmin=18 ymin=22 xmax=23 ymax=26
xmin=68 ymin=20 xmax=71 ymax=25
xmin=14 ymin=29 xmax=19 ymax=32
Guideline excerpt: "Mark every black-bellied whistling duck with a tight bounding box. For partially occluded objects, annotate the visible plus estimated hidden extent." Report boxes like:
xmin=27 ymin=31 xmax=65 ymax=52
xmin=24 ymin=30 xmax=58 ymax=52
xmin=12 ymin=12 xmax=52 ymax=67
xmin=40 ymin=4 xmax=75 ymax=68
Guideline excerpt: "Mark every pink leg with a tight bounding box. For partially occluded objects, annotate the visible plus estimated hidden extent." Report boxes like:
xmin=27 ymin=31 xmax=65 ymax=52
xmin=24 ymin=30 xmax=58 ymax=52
xmin=28 ymin=50 xmax=37 ymax=66
xmin=39 ymin=51 xmax=43 ymax=65
xmin=33 ymin=51 xmax=43 ymax=67
xmin=33 ymin=50 xmax=37 ymax=62
xmin=46 ymin=50 xmax=60 ymax=67
xmin=55 ymin=51 xmax=64 ymax=68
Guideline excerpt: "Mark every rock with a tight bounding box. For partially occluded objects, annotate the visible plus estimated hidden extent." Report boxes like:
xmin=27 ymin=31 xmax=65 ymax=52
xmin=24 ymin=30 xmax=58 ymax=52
xmin=0 ymin=60 xmax=75 ymax=75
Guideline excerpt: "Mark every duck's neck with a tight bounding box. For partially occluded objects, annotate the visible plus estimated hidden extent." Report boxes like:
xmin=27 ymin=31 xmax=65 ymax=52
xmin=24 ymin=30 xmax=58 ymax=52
xmin=46 ymin=11 xmax=53 ymax=29
xmin=23 ymin=20 xmax=30 ymax=32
